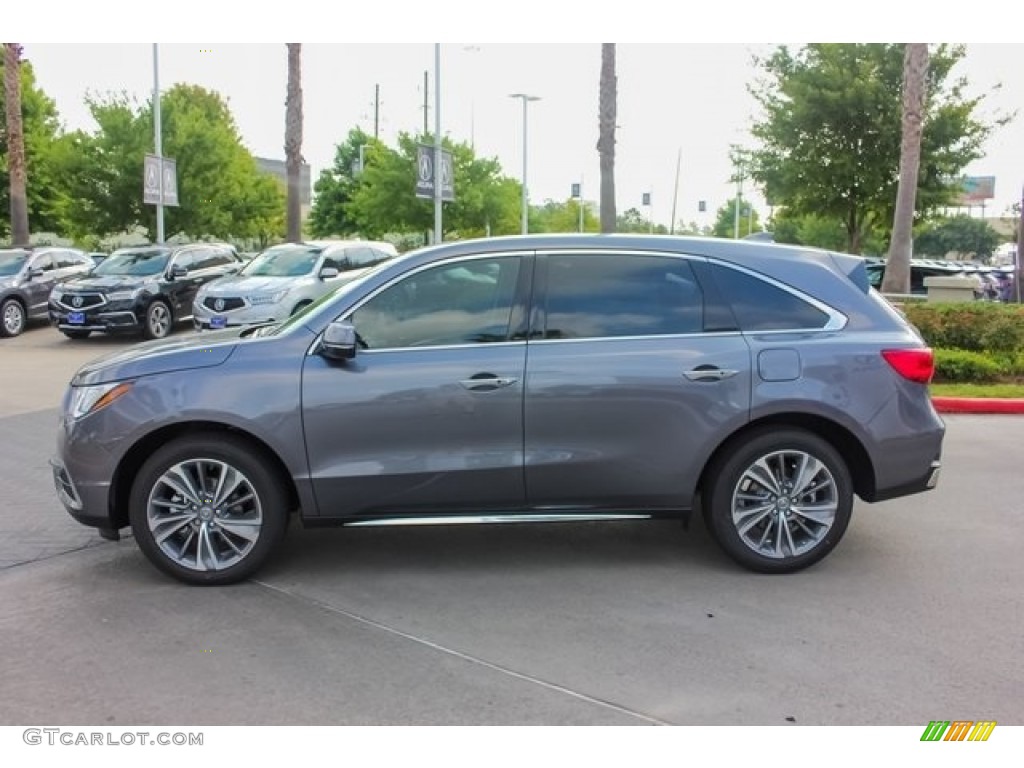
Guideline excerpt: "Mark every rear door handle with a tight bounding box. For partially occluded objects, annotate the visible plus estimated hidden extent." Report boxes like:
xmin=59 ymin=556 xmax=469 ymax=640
xmin=459 ymin=374 xmax=519 ymax=391
xmin=683 ymin=366 xmax=739 ymax=382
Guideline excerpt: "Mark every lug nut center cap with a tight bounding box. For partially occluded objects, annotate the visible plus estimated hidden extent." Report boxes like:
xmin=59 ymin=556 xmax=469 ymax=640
xmin=198 ymin=507 xmax=214 ymax=521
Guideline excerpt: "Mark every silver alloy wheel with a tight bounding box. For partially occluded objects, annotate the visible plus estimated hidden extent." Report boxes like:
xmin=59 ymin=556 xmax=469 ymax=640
xmin=2 ymin=300 xmax=25 ymax=336
xmin=146 ymin=458 xmax=263 ymax=571
xmin=730 ymin=449 xmax=838 ymax=559
xmin=148 ymin=303 xmax=171 ymax=338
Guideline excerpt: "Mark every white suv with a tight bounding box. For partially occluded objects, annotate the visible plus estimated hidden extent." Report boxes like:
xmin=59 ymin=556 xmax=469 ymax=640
xmin=193 ymin=240 xmax=397 ymax=330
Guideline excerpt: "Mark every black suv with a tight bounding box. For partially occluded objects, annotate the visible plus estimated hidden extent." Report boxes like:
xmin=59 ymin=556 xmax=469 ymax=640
xmin=1 ymin=247 xmax=95 ymax=338
xmin=49 ymin=243 xmax=241 ymax=340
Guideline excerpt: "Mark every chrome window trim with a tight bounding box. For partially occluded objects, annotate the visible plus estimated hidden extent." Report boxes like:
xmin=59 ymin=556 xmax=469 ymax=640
xmin=528 ymin=331 xmax=744 ymax=345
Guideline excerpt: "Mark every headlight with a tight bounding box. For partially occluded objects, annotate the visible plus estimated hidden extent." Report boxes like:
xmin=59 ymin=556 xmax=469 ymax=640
xmin=68 ymin=382 xmax=133 ymax=420
xmin=107 ymin=288 xmax=143 ymax=301
xmin=250 ymin=290 xmax=289 ymax=306
xmin=50 ymin=290 xmax=63 ymax=303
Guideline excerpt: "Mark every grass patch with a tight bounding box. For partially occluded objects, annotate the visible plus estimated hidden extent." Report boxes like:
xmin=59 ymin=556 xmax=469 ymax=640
xmin=930 ymin=383 xmax=1024 ymax=398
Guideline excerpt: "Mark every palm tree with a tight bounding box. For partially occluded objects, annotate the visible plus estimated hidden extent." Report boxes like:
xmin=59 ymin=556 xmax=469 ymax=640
xmin=597 ymin=43 xmax=617 ymax=233
xmin=3 ymin=43 xmax=29 ymax=245
xmin=881 ymin=44 xmax=929 ymax=295
xmin=285 ymin=43 xmax=303 ymax=243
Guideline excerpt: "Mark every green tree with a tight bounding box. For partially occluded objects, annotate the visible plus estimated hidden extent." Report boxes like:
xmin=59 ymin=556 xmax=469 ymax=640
xmin=345 ymin=132 xmax=520 ymax=239
xmin=532 ymin=198 xmax=599 ymax=233
xmin=1 ymin=52 xmax=66 ymax=239
xmin=64 ymin=84 xmax=283 ymax=242
xmin=914 ymin=215 xmax=1001 ymax=260
xmin=712 ymin=198 xmax=760 ymax=239
xmin=308 ymin=127 xmax=373 ymax=237
xmin=748 ymin=44 xmax=1008 ymax=254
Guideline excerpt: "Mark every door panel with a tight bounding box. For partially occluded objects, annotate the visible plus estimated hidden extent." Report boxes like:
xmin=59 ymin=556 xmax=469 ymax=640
xmin=301 ymin=253 xmax=531 ymax=518
xmin=524 ymin=252 xmax=752 ymax=510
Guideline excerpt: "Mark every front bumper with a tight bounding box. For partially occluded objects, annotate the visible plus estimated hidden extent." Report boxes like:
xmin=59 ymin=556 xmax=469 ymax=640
xmin=50 ymin=456 xmax=118 ymax=534
xmin=49 ymin=306 xmax=142 ymax=333
xmin=193 ymin=301 xmax=281 ymax=330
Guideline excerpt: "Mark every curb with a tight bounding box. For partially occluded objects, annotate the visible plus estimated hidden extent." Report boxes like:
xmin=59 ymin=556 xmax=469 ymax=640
xmin=932 ymin=397 xmax=1024 ymax=415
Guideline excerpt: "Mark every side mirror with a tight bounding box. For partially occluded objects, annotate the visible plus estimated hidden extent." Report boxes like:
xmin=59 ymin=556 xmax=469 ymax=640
xmin=169 ymin=264 xmax=188 ymax=280
xmin=321 ymin=320 xmax=357 ymax=360
xmin=28 ymin=268 xmax=45 ymax=279
xmin=319 ymin=267 xmax=339 ymax=280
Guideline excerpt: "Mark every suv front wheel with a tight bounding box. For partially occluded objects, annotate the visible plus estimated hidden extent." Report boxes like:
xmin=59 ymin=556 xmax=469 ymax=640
xmin=129 ymin=434 xmax=289 ymax=585
xmin=704 ymin=427 xmax=854 ymax=573
xmin=143 ymin=300 xmax=172 ymax=340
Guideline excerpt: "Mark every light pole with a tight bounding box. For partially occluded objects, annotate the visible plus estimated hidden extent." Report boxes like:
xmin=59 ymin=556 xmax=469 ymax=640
xmin=509 ymin=93 xmax=540 ymax=235
xmin=152 ymin=43 xmax=164 ymax=244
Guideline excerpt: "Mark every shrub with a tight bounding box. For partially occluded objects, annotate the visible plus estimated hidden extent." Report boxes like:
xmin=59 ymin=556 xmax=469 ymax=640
xmin=933 ymin=348 xmax=1005 ymax=383
xmin=903 ymin=303 xmax=1024 ymax=354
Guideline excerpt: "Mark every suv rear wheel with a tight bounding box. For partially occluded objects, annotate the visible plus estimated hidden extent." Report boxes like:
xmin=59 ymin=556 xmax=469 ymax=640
xmin=704 ymin=428 xmax=853 ymax=573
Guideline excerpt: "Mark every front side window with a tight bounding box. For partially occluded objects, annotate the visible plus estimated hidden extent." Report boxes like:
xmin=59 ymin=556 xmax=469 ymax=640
xmin=540 ymin=253 xmax=704 ymax=340
xmin=350 ymin=257 xmax=521 ymax=349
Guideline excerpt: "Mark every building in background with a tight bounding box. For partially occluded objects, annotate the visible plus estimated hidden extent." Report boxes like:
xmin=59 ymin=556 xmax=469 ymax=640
xmin=255 ymin=157 xmax=312 ymax=218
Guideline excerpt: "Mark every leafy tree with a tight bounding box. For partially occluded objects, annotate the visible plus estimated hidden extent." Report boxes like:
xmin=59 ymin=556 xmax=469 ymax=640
xmin=532 ymin=198 xmax=599 ymax=233
xmin=308 ymin=127 xmax=374 ymax=237
xmin=615 ymin=206 xmax=668 ymax=234
xmin=64 ymin=84 xmax=283 ymax=242
xmin=712 ymin=198 xmax=761 ymax=239
xmin=914 ymin=215 xmax=1000 ymax=260
xmin=345 ymin=132 xmax=521 ymax=239
xmin=1 ymin=52 xmax=66 ymax=239
xmin=748 ymin=44 xmax=1008 ymax=254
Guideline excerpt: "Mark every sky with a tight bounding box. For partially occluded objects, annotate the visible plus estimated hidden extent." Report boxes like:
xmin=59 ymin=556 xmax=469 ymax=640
xmin=12 ymin=7 xmax=1024 ymax=231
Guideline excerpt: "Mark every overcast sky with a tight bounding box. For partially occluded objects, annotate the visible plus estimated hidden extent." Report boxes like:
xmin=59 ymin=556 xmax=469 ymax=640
xmin=20 ymin=40 xmax=1024 ymax=229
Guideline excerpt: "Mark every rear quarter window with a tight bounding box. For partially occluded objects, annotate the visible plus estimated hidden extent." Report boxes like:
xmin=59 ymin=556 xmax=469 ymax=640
xmin=708 ymin=263 xmax=829 ymax=331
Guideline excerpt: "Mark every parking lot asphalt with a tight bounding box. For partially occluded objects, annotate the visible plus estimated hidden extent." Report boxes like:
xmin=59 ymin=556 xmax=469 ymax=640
xmin=1 ymin=323 xmax=1022 ymax=725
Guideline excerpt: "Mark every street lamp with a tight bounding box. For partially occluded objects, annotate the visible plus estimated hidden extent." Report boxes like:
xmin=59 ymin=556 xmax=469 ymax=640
xmin=509 ymin=93 xmax=540 ymax=235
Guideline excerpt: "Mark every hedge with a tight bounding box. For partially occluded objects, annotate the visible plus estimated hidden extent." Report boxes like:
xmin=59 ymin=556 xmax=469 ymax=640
xmin=902 ymin=302 xmax=1024 ymax=354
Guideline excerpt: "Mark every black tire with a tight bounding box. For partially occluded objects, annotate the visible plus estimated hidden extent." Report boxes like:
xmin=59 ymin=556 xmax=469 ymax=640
xmin=143 ymin=300 xmax=173 ymax=340
xmin=62 ymin=329 xmax=92 ymax=340
xmin=290 ymin=300 xmax=313 ymax=317
xmin=703 ymin=427 xmax=853 ymax=573
xmin=129 ymin=433 xmax=289 ymax=585
xmin=1 ymin=297 xmax=27 ymax=338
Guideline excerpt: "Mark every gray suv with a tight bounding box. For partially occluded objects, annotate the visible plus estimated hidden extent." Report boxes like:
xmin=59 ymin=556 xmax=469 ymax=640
xmin=52 ymin=235 xmax=945 ymax=585
xmin=1 ymin=247 xmax=94 ymax=337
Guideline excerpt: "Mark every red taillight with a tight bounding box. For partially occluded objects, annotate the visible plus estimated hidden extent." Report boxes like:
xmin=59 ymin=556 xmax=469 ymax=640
xmin=882 ymin=348 xmax=935 ymax=384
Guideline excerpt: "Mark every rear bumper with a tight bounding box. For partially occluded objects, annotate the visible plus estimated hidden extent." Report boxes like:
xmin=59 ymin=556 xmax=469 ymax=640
xmin=867 ymin=459 xmax=941 ymax=502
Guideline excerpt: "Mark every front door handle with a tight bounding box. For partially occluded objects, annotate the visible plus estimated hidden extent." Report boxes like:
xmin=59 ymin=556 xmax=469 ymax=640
xmin=683 ymin=366 xmax=739 ymax=382
xmin=459 ymin=374 xmax=519 ymax=391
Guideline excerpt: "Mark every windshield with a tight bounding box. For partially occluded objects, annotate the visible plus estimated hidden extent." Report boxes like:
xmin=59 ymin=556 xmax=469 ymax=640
xmin=267 ymin=259 xmax=394 ymax=337
xmin=241 ymin=246 xmax=321 ymax=277
xmin=93 ymin=248 xmax=170 ymax=277
xmin=0 ymin=250 xmax=30 ymax=277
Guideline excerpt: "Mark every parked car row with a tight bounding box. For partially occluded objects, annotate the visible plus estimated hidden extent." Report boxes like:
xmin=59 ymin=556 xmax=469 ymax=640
xmin=864 ymin=257 xmax=1015 ymax=298
xmin=0 ymin=240 xmax=399 ymax=340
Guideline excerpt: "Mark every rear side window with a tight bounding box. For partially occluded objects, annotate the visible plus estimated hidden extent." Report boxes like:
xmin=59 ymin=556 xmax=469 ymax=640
xmin=540 ymin=253 xmax=704 ymax=340
xmin=707 ymin=263 xmax=829 ymax=331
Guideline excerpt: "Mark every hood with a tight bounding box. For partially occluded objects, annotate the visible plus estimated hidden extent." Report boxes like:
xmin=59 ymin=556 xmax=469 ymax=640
xmin=60 ymin=274 xmax=155 ymax=292
xmin=0 ymin=275 xmax=18 ymax=289
xmin=201 ymin=275 xmax=303 ymax=296
xmin=72 ymin=328 xmax=244 ymax=386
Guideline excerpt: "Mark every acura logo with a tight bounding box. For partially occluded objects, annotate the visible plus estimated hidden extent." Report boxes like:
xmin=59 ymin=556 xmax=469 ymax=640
xmin=213 ymin=298 xmax=225 ymax=311
xmin=71 ymin=295 xmax=83 ymax=308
